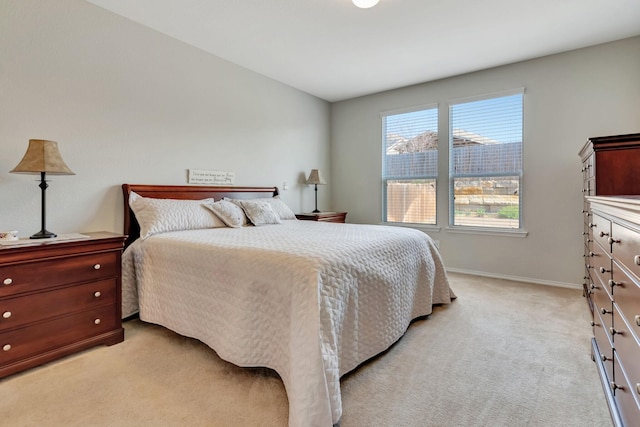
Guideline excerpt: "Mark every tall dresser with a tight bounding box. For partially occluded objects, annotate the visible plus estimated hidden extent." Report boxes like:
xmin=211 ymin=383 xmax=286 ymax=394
xmin=580 ymin=133 xmax=640 ymax=427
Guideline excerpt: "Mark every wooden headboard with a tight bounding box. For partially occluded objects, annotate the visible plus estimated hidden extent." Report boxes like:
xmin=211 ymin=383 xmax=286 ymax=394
xmin=122 ymin=184 xmax=279 ymax=248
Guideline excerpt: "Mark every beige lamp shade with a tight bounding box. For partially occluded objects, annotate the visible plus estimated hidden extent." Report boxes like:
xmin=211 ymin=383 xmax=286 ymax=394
xmin=306 ymin=169 xmax=326 ymax=185
xmin=10 ymin=139 xmax=75 ymax=175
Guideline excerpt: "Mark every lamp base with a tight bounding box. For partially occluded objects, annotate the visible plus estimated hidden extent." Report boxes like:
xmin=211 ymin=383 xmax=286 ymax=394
xmin=30 ymin=229 xmax=57 ymax=239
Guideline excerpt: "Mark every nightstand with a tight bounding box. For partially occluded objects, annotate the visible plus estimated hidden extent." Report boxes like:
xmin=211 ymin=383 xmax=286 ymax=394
xmin=0 ymin=232 xmax=126 ymax=378
xmin=295 ymin=212 xmax=347 ymax=223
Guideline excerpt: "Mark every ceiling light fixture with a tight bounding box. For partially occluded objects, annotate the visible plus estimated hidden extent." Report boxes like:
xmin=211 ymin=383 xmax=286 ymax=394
xmin=352 ymin=0 xmax=379 ymax=8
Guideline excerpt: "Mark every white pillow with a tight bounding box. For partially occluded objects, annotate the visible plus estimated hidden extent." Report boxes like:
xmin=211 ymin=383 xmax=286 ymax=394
xmin=204 ymin=200 xmax=248 ymax=228
xmin=233 ymin=199 xmax=281 ymax=226
xmin=129 ymin=192 xmax=225 ymax=239
xmin=226 ymin=196 xmax=297 ymax=220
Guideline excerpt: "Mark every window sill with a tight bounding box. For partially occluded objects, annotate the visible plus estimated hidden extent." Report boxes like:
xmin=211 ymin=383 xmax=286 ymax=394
xmin=381 ymin=222 xmax=442 ymax=233
xmin=446 ymin=226 xmax=528 ymax=238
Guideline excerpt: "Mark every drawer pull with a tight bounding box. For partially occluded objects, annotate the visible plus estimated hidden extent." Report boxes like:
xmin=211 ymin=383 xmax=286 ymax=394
xmin=589 ymin=223 xmax=596 ymax=228
xmin=607 ymin=237 xmax=620 ymax=245
xmin=600 ymin=354 xmax=609 ymax=362
xmin=2 ymin=311 xmax=11 ymax=319
xmin=94 ymin=291 xmax=101 ymax=298
xmin=635 ymin=255 xmax=640 ymax=266
xmin=591 ymin=321 xmax=600 ymax=327
xmin=610 ymin=381 xmax=623 ymax=391
xmin=93 ymin=264 xmax=101 ymax=270
xmin=636 ymin=383 xmax=640 ymax=395
xmin=609 ymin=327 xmax=621 ymax=336
xmin=599 ymin=231 xmax=609 ymax=237
xmin=601 ymin=307 xmax=611 ymax=315
xmin=3 ymin=278 xmax=12 ymax=285
xmin=94 ymin=318 xmax=101 ymax=325
xmin=599 ymin=267 xmax=610 ymax=274
xmin=635 ymin=315 xmax=640 ymax=327
xmin=608 ymin=279 xmax=621 ymax=288
xmin=2 ymin=344 xmax=10 ymax=352
xmin=590 ymin=284 xmax=599 ymax=290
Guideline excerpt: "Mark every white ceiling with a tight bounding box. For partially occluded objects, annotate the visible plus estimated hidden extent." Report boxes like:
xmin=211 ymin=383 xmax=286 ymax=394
xmin=86 ymin=0 xmax=640 ymax=102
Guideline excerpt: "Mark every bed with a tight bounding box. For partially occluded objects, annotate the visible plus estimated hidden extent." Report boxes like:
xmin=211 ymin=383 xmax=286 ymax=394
xmin=120 ymin=184 xmax=454 ymax=427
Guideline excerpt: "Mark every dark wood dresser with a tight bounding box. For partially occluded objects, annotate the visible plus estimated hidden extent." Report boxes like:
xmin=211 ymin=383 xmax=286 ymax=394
xmin=295 ymin=212 xmax=347 ymax=223
xmin=0 ymin=232 xmax=125 ymax=378
xmin=580 ymin=133 xmax=640 ymax=426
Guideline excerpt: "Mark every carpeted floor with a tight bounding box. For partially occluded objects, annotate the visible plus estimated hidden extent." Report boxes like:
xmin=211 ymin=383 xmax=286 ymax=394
xmin=0 ymin=272 xmax=612 ymax=426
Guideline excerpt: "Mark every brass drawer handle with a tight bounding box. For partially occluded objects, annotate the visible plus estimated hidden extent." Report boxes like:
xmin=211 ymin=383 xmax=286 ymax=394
xmin=3 ymin=278 xmax=12 ymax=285
xmin=94 ymin=291 xmax=101 ymax=298
xmin=93 ymin=264 xmax=101 ymax=270
xmin=94 ymin=318 xmax=101 ymax=325
xmin=2 ymin=344 xmax=10 ymax=352
xmin=2 ymin=311 xmax=11 ymax=319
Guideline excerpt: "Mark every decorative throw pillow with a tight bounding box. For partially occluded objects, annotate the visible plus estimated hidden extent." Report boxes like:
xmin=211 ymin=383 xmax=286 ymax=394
xmin=266 ymin=196 xmax=297 ymax=220
xmin=129 ymin=192 xmax=225 ymax=239
xmin=233 ymin=199 xmax=281 ymax=226
xmin=226 ymin=196 xmax=297 ymax=220
xmin=204 ymin=200 xmax=248 ymax=228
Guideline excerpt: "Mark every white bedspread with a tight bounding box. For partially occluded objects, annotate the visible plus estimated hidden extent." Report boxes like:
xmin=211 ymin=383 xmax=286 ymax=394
xmin=121 ymin=220 xmax=454 ymax=427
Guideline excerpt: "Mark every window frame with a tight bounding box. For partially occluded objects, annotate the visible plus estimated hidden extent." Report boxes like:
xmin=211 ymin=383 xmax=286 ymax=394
xmin=447 ymin=89 xmax=525 ymax=232
xmin=381 ymin=103 xmax=439 ymax=226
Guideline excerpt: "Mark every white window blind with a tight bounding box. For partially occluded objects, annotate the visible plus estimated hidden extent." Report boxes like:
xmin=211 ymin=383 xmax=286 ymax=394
xmin=449 ymin=91 xmax=523 ymax=229
xmin=382 ymin=106 xmax=438 ymax=225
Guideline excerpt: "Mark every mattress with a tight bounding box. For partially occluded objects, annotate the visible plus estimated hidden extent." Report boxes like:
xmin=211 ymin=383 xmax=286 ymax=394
xmin=121 ymin=220 xmax=454 ymax=427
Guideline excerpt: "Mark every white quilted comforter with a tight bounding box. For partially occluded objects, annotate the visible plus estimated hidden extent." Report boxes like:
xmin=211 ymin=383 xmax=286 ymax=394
xmin=121 ymin=220 xmax=454 ymax=427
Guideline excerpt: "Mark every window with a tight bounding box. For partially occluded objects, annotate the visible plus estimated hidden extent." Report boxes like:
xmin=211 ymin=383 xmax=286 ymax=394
xmin=449 ymin=91 xmax=523 ymax=229
xmin=382 ymin=106 xmax=438 ymax=225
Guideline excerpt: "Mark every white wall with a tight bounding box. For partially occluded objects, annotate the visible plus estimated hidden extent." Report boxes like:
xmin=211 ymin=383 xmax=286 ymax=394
xmin=0 ymin=0 xmax=330 ymax=237
xmin=331 ymin=37 xmax=640 ymax=286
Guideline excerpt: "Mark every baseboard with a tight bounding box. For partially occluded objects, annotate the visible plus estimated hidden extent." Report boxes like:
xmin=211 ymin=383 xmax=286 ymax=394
xmin=445 ymin=267 xmax=582 ymax=290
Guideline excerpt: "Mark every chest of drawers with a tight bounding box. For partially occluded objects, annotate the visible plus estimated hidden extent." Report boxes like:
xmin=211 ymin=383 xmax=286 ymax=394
xmin=0 ymin=232 xmax=125 ymax=378
xmin=587 ymin=197 xmax=640 ymax=427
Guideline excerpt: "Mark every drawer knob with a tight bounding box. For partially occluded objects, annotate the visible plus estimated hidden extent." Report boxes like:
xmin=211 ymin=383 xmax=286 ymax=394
xmin=94 ymin=318 xmax=101 ymax=325
xmin=610 ymin=381 xmax=623 ymax=391
xmin=93 ymin=264 xmax=101 ymax=270
xmin=636 ymin=383 xmax=640 ymax=396
xmin=2 ymin=311 xmax=11 ymax=319
xmin=590 ymin=284 xmax=599 ymax=290
xmin=635 ymin=315 xmax=640 ymax=327
xmin=94 ymin=291 xmax=101 ymax=298
xmin=609 ymin=327 xmax=621 ymax=336
xmin=608 ymin=279 xmax=621 ymax=288
xmin=607 ymin=237 xmax=620 ymax=245
xmin=3 ymin=278 xmax=12 ymax=285
xmin=600 ymin=353 xmax=609 ymax=362
xmin=599 ymin=231 xmax=609 ymax=237
xmin=635 ymin=255 xmax=640 ymax=266
xmin=601 ymin=307 xmax=611 ymax=315
xmin=599 ymin=267 xmax=610 ymax=274
xmin=591 ymin=321 xmax=600 ymax=327
xmin=2 ymin=344 xmax=10 ymax=352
